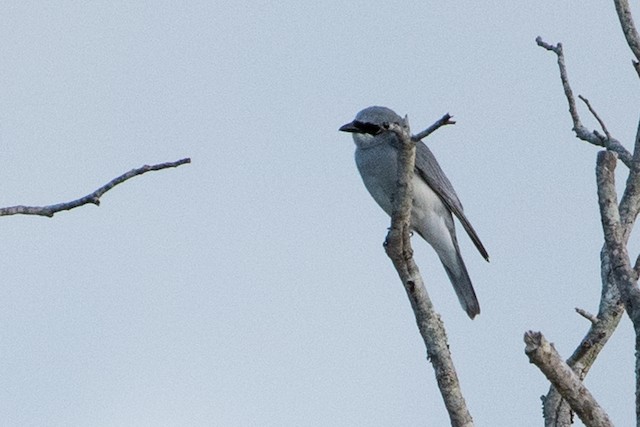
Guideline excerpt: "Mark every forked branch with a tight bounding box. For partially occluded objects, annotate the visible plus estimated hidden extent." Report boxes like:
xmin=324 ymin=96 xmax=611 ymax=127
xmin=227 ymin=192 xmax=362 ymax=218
xmin=535 ymin=37 xmax=632 ymax=167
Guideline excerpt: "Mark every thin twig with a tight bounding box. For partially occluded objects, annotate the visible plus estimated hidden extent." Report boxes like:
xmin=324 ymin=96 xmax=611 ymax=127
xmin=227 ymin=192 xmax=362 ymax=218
xmin=578 ymin=95 xmax=611 ymax=140
xmin=575 ymin=307 xmax=598 ymax=325
xmin=0 ymin=158 xmax=191 ymax=218
xmin=535 ymin=38 xmax=581 ymax=130
xmin=411 ymin=114 xmax=456 ymax=142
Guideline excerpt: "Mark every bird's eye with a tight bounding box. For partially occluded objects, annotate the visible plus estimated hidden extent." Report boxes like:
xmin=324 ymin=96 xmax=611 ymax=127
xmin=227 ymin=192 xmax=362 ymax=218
xmin=353 ymin=120 xmax=383 ymax=135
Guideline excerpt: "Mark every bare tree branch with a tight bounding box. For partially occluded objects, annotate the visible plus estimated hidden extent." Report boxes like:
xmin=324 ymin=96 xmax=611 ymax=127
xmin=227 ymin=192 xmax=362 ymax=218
xmin=383 ymin=117 xmax=473 ymax=427
xmin=575 ymin=307 xmax=598 ymax=325
xmin=596 ymin=151 xmax=640 ymax=319
xmin=539 ymin=126 xmax=640 ymax=426
xmin=540 ymin=145 xmax=640 ymax=424
xmin=0 ymin=158 xmax=191 ymax=218
xmin=535 ymin=38 xmax=581 ymax=130
xmin=609 ymin=122 xmax=640 ymax=250
xmin=578 ymin=95 xmax=611 ymax=140
xmin=524 ymin=331 xmax=614 ymax=427
xmin=595 ymin=150 xmax=640 ymax=421
xmin=634 ymin=117 xmax=640 ymax=161
xmin=536 ymin=8 xmax=640 ymax=425
xmin=633 ymin=254 xmax=640 ymax=280
xmin=535 ymin=34 xmax=639 ymax=425
xmin=542 ymin=282 xmax=625 ymax=426
xmin=535 ymin=36 xmax=633 ymax=167
xmin=411 ymin=113 xmax=456 ymax=142
xmin=613 ymin=0 xmax=640 ymax=77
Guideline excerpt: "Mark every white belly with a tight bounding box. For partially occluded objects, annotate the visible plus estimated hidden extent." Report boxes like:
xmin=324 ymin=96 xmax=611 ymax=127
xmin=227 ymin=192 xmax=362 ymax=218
xmin=355 ymin=143 xmax=457 ymax=266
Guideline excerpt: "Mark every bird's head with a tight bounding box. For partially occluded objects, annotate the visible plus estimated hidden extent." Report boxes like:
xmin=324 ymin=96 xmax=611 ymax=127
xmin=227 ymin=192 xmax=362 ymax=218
xmin=339 ymin=106 xmax=404 ymax=148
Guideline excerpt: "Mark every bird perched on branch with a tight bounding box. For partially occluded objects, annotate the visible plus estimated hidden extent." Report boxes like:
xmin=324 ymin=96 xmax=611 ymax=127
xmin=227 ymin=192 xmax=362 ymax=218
xmin=340 ymin=106 xmax=489 ymax=319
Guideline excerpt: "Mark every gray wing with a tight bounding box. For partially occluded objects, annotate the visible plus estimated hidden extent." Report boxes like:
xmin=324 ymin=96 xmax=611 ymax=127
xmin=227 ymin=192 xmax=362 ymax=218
xmin=414 ymin=141 xmax=489 ymax=261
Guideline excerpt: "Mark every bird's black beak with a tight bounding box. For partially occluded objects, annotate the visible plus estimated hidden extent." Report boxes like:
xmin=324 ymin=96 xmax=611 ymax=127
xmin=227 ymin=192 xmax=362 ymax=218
xmin=339 ymin=121 xmax=360 ymax=133
xmin=339 ymin=120 xmax=384 ymax=136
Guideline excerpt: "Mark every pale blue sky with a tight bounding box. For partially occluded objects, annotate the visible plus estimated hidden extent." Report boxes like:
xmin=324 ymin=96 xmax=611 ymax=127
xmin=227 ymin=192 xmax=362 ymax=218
xmin=0 ymin=2 xmax=638 ymax=426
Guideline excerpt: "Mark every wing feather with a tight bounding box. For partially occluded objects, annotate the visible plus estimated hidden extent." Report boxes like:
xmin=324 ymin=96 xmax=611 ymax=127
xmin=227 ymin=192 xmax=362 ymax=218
xmin=414 ymin=142 xmax=489 ymax=261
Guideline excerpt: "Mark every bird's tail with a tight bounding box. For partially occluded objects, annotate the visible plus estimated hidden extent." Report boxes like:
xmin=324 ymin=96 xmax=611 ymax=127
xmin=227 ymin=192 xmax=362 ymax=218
xmin=440 ymin=250 xmax=480 ymax=319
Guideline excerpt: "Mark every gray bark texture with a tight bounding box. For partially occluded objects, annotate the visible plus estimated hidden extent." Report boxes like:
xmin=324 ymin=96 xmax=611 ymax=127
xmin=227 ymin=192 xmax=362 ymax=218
xmin=532 ymin=3 xmax=640 ymax=423
xmin=524 ymin=331 xmax=613 ymax=427
xmin=383 ymin=116 xmax=474 ymax=427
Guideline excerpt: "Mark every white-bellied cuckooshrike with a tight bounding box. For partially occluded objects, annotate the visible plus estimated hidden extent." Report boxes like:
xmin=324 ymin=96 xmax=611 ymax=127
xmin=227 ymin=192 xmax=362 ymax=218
xmin=340 ymin=106 xmax=489 ymax=319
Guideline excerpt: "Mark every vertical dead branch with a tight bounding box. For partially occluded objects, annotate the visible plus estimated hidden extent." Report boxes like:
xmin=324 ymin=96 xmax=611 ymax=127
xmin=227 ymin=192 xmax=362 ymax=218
xmin=596 ymin=150 xmax=640 ymax=421
xmin=613 ymin=0 xmax=640 ymax=77
xmin=596 ymin=151 xmax=640 ymax=316
xmin=383 ymin=117 xmax=473 ymax=427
